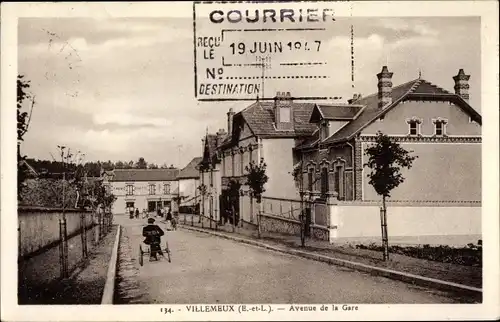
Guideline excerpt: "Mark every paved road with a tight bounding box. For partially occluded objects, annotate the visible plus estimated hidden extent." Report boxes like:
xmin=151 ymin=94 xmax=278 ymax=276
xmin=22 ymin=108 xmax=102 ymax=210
xmin=114 ymin=216 xmax=460 ymax=304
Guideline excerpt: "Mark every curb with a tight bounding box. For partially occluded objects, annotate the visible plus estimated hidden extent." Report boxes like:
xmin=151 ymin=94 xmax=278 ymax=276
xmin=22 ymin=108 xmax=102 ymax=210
xmin=180 ymin=224 xmax=482 ymax=301
xmin=101 ymin=225 xmax=121 ymax=304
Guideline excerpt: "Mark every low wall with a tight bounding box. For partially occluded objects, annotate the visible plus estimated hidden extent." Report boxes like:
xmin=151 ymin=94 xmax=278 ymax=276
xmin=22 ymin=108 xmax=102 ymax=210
xmin=18 ymin=206 xmax=112 ymax=304
xmin=18 ymin=207 xmax=95 ymax=257
xmin=329 ymin=202 xmax=482 ymax=246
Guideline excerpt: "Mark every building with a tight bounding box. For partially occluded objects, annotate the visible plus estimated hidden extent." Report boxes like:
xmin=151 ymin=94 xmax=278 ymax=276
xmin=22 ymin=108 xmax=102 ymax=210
xmin=199 ymin=93 xmax=321 ymax=227
xmin=296 ymin=66 xmax=481 ymax=203
xmin=102 ymin=168 xmax=179 ymax=215
xmin=198 ymin=130 xmax=226 ymax=224
xmin=295 ymin=67 xmax=482 ymax=245
xmin=177 ymin=157 xmax=202 ymax=206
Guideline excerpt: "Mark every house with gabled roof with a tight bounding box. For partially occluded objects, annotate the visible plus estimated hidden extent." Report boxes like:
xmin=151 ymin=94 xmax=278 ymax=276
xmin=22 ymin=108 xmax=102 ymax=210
xmin=296 ymin=66 xmax=481 ymax=204
xmin=102 ymin=168 xmax=179 ymax=215
xmin=197 ymin=92 xmax=321 ymax=227
xmin=177 ymin=157 xmax=202 ymax=207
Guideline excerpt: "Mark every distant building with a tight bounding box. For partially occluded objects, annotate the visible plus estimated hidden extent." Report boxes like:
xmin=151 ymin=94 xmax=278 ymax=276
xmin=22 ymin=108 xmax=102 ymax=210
xmin=102 ymin=168 xmax=179 ymax=215
xmin=177 ymin=157 xmax=202 ymax=206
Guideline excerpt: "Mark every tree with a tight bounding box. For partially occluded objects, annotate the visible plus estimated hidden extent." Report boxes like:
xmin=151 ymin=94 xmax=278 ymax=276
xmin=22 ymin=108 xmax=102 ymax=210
xmin=364 ymin=131 xmax=417 ymax=260
xmin=17 ymin=75 xmax=35 ymax=200
xmin=148 ymin=163 xmax=159 ymax=169
xmin=245 ymin=158 xmax=269 ymax=238
xmin=228 ymin=180 xmax=242 ymax=230
xmin=197 ymin=183 xmax=208 ymax=226
xmin=136 ymin=157 xmax=148 ymax=169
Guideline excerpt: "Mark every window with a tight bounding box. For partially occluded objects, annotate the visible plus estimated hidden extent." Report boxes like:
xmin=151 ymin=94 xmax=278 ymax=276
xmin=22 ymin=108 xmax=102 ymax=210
xmin=163 ymin=184 xmax=170 ymax=194
xmin=406 ymin=118 xmax=422 ymax=136
xmin=231 ymin=154 xmax=235 ymax=177
xmin=126 ymin=185 xmax=134 ymax=196
xmin=280 ymin=107 xmax=291 ymax=123
xmin=433 ymin=118 xmax=448 ymax=136
xmin=435 ymin=122 xmax=443 ymax=135
xmin=240 ymin=151 xmax=245 ymax=175
xmin=149 ymin=184 xmax=156 ymax=195
xmin=222 ymin=156 xmax=226 ymax=176
xmin=209 ymin=171 xmax=214 ymax=186
xmin=321 ymin=167 xmax=329 ymax=197
xmin=126 ymin=202 xmax=135 ymax=208
xmin=307 ymin=168 xmax=314 ymax=192
xmin=335 ymin=166 xmax=345 ymax=200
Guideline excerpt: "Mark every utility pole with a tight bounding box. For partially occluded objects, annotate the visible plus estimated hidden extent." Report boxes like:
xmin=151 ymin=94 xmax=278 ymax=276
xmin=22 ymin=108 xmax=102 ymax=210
xmin=256 ymin=56 xmax=271 ymax=100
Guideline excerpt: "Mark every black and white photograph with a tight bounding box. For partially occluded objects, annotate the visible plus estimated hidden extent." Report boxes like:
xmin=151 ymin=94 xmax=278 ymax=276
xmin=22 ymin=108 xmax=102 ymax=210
xmin=1 ymin=1 xmax=499 ymax=321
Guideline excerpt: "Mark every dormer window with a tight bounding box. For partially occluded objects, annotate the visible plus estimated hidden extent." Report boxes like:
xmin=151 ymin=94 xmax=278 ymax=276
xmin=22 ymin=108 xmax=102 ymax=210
xmin=406 ymin=117 xmax=422 ymax=136
xmin=432 ymin=118 xmax=448 ymax=136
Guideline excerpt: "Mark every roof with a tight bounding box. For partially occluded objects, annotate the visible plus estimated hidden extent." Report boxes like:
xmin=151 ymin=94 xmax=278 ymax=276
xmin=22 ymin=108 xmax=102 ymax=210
xmin=239 ymin=101 xmax=318 ymax=138
xmin=310 ymin=104 xmax=365 ymax=123
xmin=320 ymin=78 xmax=482 ymax=145
xmin=177 ymin=157 xmax=202 ymax=179
xmin=109 ymin=168 xmax=179 ymax=182
xmin=200 ymin=134 xmax=220 ymax=168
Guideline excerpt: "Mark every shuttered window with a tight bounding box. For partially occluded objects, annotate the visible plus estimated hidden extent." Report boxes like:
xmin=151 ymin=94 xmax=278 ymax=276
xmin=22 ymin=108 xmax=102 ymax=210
xmin=321 ymin=167 xmax=328 ymax=197
xmin=307 ymin=169 xmax=313 ymax=192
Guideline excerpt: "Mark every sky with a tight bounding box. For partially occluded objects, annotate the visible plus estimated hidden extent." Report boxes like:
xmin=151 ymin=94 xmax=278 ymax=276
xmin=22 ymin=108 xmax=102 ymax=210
xmin=17 ymin=13 xmax=481 ymax=168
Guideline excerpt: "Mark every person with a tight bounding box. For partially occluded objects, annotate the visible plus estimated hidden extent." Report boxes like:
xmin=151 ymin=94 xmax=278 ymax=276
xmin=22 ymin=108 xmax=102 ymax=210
xmin=166 ymin=208 xmax=173 ymax=230
xmin=142 ymin=218 xmax=165 ymax=260
xmin=142 ymin=208 xmax=148 ymax=219
xmin=135 ymin=208 xmax=140 ymax=219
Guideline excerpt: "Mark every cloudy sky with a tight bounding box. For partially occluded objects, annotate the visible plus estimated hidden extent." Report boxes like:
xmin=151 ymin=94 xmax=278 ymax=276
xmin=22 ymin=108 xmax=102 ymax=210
xmin=18 ymin=13 xmax=480 ymax=167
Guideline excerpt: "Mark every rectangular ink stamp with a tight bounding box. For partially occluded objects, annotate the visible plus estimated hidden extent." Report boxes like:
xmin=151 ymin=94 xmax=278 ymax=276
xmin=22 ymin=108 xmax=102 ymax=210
xmin=193 ymin=1 xmax=352 ymax=101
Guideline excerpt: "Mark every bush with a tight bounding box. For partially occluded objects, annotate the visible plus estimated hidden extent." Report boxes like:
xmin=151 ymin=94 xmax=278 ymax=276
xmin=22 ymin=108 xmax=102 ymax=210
xmin=354 ymin=242 xmax=482 ymax=267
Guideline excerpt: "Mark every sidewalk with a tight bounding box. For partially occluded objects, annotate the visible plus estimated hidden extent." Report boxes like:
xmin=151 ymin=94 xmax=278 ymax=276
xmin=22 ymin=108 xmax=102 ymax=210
xmin=23 ymin=225 xmax=119 ymax=305
xmin=176 ymin=214 xmax=482 ymax=291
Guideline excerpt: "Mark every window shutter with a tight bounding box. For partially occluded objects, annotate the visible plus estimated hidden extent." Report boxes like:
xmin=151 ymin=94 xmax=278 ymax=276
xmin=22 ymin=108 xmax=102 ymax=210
xmin=328 ymin=171 xmax=336 ymax=194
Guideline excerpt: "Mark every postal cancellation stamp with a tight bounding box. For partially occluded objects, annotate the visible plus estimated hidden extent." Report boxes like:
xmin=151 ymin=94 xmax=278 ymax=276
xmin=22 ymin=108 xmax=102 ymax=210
xmin=194 ymin=1 xmax=351 ymax=101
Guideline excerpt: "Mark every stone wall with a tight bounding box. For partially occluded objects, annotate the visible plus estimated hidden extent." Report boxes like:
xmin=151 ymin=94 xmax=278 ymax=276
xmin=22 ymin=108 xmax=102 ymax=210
xmin=260 ymin=214 xmax=302 ymax=236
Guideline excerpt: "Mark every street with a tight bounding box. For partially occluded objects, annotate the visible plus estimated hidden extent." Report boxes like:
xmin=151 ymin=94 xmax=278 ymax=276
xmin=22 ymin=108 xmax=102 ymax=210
xmin=114 ymin=216 xmax=461 ymax=304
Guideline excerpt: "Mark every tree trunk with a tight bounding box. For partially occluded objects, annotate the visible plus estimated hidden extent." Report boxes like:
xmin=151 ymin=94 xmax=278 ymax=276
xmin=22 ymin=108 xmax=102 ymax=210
xmin=257 ymin=200 xmax=262 ymax=239
xmin=382 ymin=195 xmax=389 ymax=261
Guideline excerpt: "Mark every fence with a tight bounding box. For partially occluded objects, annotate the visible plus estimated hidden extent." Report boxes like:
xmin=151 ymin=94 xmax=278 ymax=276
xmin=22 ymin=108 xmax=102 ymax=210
xmin=18 ymin=206 xmax=113 ymax=304
xmin=261 ymin=196 xmax=302 ymax=221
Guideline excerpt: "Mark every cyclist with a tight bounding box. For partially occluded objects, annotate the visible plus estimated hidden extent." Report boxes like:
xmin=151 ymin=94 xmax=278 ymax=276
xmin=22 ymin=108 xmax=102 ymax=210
xmin=142 ymin=218 xmax=165 ymax=260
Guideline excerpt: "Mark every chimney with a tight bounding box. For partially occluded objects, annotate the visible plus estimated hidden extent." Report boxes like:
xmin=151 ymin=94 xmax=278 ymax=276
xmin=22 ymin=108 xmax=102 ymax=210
xmin=227 ymin=108 xmax=235 ymax=135
xmin=274 ymin=91 xmax=293 ymax=131
xmin=453 ymin=69 xmax=470 ymax=102
xmin=377 ymin=66 xmax=394 ymax=108
xmin=216 ymin=128 xmax=226 ymax=146
xmin=348 ymin=93 xmax=362 ymax=104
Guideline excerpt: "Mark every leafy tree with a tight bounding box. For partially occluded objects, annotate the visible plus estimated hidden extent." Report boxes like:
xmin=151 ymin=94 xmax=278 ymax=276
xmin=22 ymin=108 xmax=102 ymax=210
xmin=17 ymin=75 xmax=35 ymax=201
xmin=245 ymin=158 xmax=269 ymax=238
xmin=364 ymin=131 xmax=417 ymax=260
xmin=197 ymin=183 xmax=208 ymax=225
xmin=136 ymin=157 xmax=148 ymax=169
xmin=148 ymin=163 xmax=159 ymax=169
xmin=226 ymin=179 xmax=242 ymax=229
